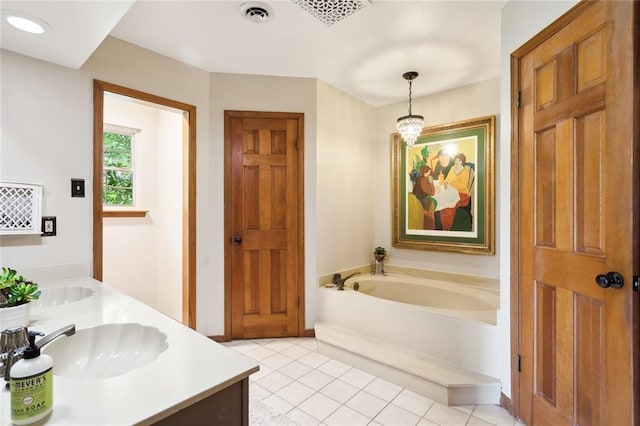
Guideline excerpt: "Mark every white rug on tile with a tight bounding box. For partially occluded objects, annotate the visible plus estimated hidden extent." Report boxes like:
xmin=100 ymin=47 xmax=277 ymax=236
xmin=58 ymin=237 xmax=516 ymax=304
xmin=249 ymin=397 xmax=299 ymax=425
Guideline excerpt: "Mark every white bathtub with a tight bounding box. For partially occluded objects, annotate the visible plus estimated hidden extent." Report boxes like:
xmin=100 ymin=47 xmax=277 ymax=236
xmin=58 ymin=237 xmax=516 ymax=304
xmin=348 ymin=274 xmax=498 ymax=324
xmin=315 ymin=273 xmax=501 ymax=405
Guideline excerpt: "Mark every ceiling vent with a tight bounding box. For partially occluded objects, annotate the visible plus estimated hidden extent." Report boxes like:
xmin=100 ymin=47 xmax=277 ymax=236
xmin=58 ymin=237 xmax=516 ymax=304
xmin=291 ymin=0 xmax=368 ymax=26
xmin=240 ymin=2 xmax=272 ymax=23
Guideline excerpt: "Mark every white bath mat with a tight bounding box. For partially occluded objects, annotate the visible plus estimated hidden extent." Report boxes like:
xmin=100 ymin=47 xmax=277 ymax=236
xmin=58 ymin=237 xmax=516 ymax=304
xmin=249 ymin=397 xmax=299 ymax=425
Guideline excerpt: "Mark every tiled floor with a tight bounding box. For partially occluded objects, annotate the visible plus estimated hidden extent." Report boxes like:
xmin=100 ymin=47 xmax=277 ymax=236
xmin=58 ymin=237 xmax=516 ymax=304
xmin=224 ymin=337 xmax=525 ymax=426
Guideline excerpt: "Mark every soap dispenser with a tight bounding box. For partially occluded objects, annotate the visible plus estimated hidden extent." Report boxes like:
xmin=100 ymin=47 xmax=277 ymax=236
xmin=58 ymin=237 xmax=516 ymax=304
xmin=10 ymin=332 xmax=53 ymax=425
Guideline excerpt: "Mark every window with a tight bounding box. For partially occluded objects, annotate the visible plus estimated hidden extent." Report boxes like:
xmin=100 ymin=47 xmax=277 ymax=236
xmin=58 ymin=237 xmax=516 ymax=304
xmin=102 ymin=125 xmax=138 ymax=207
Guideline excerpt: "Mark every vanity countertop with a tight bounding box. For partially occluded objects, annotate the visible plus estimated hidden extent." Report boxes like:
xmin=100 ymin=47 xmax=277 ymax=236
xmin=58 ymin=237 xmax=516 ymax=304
xmin=1 ymin=277 xmax=259 ymax=425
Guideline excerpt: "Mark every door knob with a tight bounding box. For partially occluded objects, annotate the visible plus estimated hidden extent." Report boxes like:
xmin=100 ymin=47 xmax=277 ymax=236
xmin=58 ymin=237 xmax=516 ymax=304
xmin=595 ymin=272 xmax=624 ymax=289
xmin=232 ymin=236 xmax=242 ymax=244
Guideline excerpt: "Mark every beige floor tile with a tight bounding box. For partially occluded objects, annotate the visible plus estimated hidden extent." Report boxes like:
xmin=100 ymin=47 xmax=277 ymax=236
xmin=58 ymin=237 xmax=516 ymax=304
xmin=261 ymin=352 xmax=295 ymax=370
xmin=417 ymin=418 xmax=439 ymax=425
xmin=249 ymin=364 xmax=274 ymax=381
xmin=298 ymin=338 xmax=319 ymax=350
xmin=282 ymin=344 xmax=312 ymax=359
xmin=299 ymin=351 xmax=330 ymax=368
xmin=263 ymin=339 xmax=295 ymax=352
xmin=317 ymin=359 xmax=351 ymax=377
xmin=324 ymin=405 xmax=371 ymax=426
xmin=298 ymin=369 xmax=335 ymax=391
xmin=262 ymin=394 xmax=294 ymax=415
xmin=246 ymin=345 xmax=277 ymax=361
xmin=424 ymin=401 xmax=470 ymax=426
xmin=275 ymin=381 xmax=316 ymax=406
xmin=391 ymin=388 xmax=434 ymax=417
xmin=279 ymin=360 xmax=314 ymax=379
xmin=320 ymin=378 xmax=360 ymax=403
xmin=287 ymin=407 xmax=323 ymax=426
xmin=345 ymin=390 xmax=388 ymax=419
xmin=472 ymin=404 xmax=518 ymax=426
xmin=339 ymin=367 xmax=376 ymax=389
xmin=364 ymin=377 xmax=403 ymax=402
xmin=229 ymin=340 xmax=261 ymax=353
xmin=249 ymin=382 xmax=272 ymax=401
xmin=298 ymin=393 xmax=341 ymax=421
xmin=255 ymin=370 xmax=294 ymax=393
xmin=374 ymin=404 xmax=421 ymax=425
xmin=467 ymin=416 xmax=496 ymax=425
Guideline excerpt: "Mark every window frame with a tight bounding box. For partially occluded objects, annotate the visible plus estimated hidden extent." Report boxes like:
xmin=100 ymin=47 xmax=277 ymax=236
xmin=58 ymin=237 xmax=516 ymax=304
xmin=102 ymin=124 xmax=146 ymax=217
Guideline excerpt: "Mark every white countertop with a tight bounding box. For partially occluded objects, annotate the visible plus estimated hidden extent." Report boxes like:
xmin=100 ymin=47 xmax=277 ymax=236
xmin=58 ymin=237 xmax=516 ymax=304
xmin=1 ymin=277 xmax=259 ymax=425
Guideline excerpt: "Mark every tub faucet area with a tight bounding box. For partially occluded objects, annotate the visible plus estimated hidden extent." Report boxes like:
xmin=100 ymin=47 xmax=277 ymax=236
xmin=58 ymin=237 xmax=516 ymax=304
xmin=332 ymin=272 xmax=360 ymax=290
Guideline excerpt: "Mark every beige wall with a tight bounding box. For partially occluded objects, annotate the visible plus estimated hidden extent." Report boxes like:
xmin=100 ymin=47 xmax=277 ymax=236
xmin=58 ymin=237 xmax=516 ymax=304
xmin=374 ymin=78 xmax=501 ymax=278
xmin=316 ymin=80 xmax=376 ymax=275
xmin=208 ymin=72 xmax=318 ymax=332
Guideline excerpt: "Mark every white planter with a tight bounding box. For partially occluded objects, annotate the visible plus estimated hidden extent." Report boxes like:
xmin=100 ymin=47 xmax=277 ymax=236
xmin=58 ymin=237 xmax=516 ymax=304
xmin=0 ymin=303 xmax=30 ymax=330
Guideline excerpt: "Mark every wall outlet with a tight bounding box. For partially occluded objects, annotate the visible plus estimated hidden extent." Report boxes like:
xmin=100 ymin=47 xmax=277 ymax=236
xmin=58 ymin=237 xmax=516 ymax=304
xmin=42 ymin=216 xmax=56 ymax=236
xmin=71 ymin=178 xmax=85 ymax=197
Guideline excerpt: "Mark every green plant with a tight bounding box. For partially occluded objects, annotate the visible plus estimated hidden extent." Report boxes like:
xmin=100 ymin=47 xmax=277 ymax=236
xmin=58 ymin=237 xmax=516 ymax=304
xmin=0 ymin=267 xmax=41 ymax=308
xmin=373 ymin=246 xmax=387 ymax=256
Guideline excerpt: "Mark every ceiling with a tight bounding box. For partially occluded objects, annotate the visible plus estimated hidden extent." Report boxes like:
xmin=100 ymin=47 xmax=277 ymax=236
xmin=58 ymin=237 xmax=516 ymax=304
xmin=0 ymin=0 xmax=505 ymax=107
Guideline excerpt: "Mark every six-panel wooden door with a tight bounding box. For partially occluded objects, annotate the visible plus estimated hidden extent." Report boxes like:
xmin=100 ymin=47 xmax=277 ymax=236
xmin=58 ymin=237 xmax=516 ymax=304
xmin=514 ymin=1 xmax=638 ymax=424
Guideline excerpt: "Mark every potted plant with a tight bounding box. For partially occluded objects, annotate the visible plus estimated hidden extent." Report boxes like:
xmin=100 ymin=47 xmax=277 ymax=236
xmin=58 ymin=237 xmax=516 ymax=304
xmin=0 ymin=267 xmax=41 ymax=330
xmin=373 ymin=246 xmax=387 ymax=262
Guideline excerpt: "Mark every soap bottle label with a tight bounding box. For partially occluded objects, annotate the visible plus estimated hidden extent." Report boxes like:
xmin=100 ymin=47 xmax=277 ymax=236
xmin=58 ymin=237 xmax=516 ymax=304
xmin=10 ymin=367 xmax=53 ymax=421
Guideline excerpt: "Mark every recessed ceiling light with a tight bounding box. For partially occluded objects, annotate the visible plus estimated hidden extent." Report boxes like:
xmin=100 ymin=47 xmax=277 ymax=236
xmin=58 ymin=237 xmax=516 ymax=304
xmin=3 ymin=11 xmax=48 ymax=34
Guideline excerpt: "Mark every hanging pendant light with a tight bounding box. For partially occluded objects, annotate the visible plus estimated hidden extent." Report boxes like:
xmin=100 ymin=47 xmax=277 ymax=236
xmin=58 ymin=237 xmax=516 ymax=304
xmin=396 ymin=71 xmax=424 ymax=147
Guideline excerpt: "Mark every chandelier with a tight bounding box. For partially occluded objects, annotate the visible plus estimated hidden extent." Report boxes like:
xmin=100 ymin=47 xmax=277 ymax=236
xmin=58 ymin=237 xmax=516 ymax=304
xmin=396 ymin=71 xmax=424 ymax=147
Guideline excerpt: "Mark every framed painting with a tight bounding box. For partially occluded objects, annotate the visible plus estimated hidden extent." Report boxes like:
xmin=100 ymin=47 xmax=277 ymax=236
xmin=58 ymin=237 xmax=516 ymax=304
xmin=392 ymin=115 xmax=495 ymax=254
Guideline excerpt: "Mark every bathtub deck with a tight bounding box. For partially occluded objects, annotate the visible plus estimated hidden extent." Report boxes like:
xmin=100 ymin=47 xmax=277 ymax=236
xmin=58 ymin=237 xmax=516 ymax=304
xmin=315 ymin=322 xmax=501 ymax=406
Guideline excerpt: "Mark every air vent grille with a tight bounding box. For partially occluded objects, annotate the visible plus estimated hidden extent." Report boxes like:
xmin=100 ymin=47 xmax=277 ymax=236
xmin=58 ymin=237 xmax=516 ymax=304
xmin=240 ymin=2 xmax=272 ymax=23
xmin=0 ymin=182 xmax=43 ymax=235
xmin=291 ymin=0 xmax=368 ymax=26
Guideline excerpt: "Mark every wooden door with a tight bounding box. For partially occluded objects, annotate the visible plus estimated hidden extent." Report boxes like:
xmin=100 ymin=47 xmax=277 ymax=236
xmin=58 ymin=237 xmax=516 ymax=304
xmin=224 ymin=111 xmax=304 ymax=339
xmin=513 ymin=1 xmax=638 ymax=425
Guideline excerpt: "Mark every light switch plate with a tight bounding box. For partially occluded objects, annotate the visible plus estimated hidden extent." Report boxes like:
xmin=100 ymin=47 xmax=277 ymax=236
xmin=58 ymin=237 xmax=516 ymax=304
xmin=71 ymin=178 xmax=85 ymax=197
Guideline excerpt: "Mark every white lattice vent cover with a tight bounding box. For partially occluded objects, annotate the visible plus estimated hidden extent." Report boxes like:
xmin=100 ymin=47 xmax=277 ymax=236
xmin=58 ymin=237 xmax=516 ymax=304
xmin=291 ymin=0 xmax=368 ymax=26
xmin=0 ymin=182 xmax=43 ymax=235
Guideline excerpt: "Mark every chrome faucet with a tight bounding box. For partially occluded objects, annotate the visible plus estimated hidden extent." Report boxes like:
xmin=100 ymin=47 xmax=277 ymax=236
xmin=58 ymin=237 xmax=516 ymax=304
xmin=332 ymin=272 xmax=361 ymax=291
xmin=1 ymin=324 xmax=75 ymax=382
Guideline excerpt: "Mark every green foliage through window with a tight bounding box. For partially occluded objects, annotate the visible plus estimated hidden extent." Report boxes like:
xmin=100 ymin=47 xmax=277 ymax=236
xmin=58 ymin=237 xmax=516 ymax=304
xmin=103 ymin=131 xmax=134 ymax=206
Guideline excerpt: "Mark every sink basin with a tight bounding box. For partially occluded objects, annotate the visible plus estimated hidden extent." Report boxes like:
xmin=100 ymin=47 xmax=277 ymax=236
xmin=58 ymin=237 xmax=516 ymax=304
xmin=34 ymin=286 xmax=95 ymax=307
xmin=43 ymin=323 xmax=168 ymax=379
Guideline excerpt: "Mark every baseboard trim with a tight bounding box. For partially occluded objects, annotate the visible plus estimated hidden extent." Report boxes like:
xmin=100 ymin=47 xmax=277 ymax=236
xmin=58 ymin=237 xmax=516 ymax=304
xmin=500 ymin=392 xmax=513 ymax=415
xmin=209 ymin=331 xmax=313 ymax=341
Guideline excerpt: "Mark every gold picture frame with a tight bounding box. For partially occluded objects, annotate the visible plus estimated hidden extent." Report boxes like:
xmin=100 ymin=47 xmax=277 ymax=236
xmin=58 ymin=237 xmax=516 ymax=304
xmin=392 ymin=115 xmax=495 ymax=254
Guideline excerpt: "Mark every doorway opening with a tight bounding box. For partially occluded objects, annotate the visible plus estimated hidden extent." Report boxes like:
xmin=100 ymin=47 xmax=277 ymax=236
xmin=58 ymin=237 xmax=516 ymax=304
xmin=93 ymin=80 xmax=197 ymax=328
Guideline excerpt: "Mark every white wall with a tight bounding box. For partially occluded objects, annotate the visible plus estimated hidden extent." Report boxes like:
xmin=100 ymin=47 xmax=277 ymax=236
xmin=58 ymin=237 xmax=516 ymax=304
xmin=102 ymin=96 xmax=182 ymax=322
xmin=1 ymin=37 xmax=213 ymax=331
xmin=498 ymin=0 xmax=579 ymax=398
xmin=374 ymin=78 xmax=501 ymax=278
xmin=1 ymin=53 xmax=93 ymax=269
